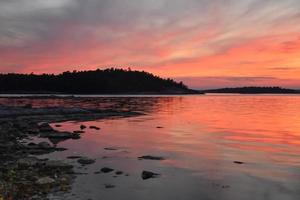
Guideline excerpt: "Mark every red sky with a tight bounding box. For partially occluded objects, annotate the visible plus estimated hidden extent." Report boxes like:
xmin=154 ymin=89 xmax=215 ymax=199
xmin=0 ymin=0 xmax=300 ymax=89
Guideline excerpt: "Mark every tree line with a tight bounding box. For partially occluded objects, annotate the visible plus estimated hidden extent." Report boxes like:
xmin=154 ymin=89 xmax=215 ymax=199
xmin=202 ymin=87 xmax=299 ymax=94
xmin=0 ymin=68 xmax=192 ymax=94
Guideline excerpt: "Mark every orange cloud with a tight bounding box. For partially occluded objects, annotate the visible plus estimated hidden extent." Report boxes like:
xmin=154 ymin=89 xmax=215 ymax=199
xmin=0 ymin=0 xmax=300 ymax=89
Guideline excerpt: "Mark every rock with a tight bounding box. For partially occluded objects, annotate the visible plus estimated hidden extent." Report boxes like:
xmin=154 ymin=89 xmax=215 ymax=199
xmin=18 ymin=157 xmax=40 ymax=167
xmin=41 ymin=131 xmax=80 ymax=140
xmin=138 ymin=155 xmax=165 ymax=160
xmin=44 ymin=160 xmax=74 ymax=170
xmin=27 ymin=148 xmax=55 ymax=155
xmin=89 ymin=126 xmax=100 ymax=130
xmin=141 ymin=171 xmax=160 ymax=180
xmin=67 ymin=156 xmax=82 ymax=159
xmin=38 ymin=141 xmax=52 ymax=149
xmin=39 ymin=123 xmax=53 ymax=132
xmin=233 ymin=161 xmax=244 ymax=164
xmin=115 ymin=171 xmax=123 ymax=175
xmin=101 ymin=167 xmax=114 ymax=173
xmin=55 ymin=147 xmax=67 ymax=151
xmin=77 ymin=157 xmax=95 ymax=165
xmin=80 ymin=125 xmax=86 ymax=130
xmin=35 ymin=177 xmax=55 ymax=185
xmin=104 ymin=147 xmax=118 ymax=151
xmin=73 ymin=130 xmax=85 ymax=134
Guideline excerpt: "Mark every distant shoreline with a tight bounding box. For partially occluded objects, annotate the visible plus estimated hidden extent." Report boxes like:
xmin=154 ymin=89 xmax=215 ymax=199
xmin=200 ymin=87 xmax=300 ymax=94
xmin=0 ymin=93 xmax=299 ymax=99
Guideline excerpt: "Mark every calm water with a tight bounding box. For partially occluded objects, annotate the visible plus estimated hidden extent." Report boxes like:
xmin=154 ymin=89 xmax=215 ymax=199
xmin=5 ymin=95 xmax=300 ymax=200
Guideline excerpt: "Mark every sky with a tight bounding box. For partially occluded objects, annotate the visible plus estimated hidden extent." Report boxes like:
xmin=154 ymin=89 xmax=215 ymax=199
xmin=0 ymin=0 xmax=300 ymax=89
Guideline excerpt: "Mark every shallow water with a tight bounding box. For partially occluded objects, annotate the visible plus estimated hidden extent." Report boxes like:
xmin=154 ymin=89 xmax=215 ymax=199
xmin=7 ymin=95 xmax=300 ymax=200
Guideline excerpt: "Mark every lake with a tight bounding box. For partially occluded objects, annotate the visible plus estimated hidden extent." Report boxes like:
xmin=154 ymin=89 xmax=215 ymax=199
xmin=2 ymin=95 xmax=300 ymax=200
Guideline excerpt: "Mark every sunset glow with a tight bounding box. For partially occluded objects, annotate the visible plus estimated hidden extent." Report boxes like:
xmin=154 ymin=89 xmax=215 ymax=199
xmin=1 ymin=0 xmax=300 ymax=89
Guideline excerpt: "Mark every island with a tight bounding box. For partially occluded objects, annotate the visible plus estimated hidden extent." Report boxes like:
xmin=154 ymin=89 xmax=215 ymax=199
xmin=0 ymin=68 xmax=200 ymax=94
xmin=202 ymin=87 xmax=300 ymax=94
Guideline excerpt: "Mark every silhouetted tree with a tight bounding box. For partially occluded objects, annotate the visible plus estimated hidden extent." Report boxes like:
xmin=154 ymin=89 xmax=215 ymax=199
xmin=0 ymin=68 xmax=193 ymax=94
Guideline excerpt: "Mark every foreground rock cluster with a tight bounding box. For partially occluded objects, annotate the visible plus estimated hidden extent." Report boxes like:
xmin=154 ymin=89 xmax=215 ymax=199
xmin=0 ymin=119 xmax=76 ymax=200
xmin=0 ymin=105 xmax=140 ymax=200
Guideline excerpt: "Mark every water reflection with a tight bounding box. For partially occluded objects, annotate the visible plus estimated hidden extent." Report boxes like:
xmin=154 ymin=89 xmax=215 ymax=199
xmin=41 ymin=96 xmax=300 ymax=199
xmin=1 ymin=95 xmax=300 ymax=200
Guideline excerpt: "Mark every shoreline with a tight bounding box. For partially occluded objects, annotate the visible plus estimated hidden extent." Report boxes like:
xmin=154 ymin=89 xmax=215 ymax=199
xmin=0 ymin=91 xmax=202 ymax=97
xmin=0 ymin=104 xmax=141 ymax=199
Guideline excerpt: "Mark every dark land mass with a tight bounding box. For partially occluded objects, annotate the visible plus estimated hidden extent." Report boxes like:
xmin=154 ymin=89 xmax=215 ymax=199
xmin=0 ymin=68 xmax=200 ymax=94
xmin=202 ymin=87 xmax=300 ymax=94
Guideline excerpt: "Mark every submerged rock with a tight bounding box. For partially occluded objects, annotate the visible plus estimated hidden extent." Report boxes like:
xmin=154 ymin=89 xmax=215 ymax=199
xmin=141 ymin=171 xmax=160 ymax=180
xmin=101 ymin=167 xmax=114 ymax=173
xmin=138 ymin=155 xmax=165 ymax=160
xmin=115 ymin=171 xmax=123 ymax=175
xmin=233 ymin=161 xmax=244 ymax=164
xmin=104 ymin=147 xmax=118 ymax=151
xmin=77 ymin=157 xmax=95 ymax=165
xmin=80 ymin=125 xmax=86 ymax=130
xmin=89 ymin=126 xmax=100 ymax=130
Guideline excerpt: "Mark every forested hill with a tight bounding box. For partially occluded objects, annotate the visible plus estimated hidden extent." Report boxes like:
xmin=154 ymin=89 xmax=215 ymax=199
xmin=0 ymin=68 xmax=198 ymax=94
xmin=202 ymin=87 xmax=299 ymax=94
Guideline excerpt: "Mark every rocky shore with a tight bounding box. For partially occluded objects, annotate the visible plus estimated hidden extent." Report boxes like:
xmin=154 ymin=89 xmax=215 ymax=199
xmin=0 ymin=105 xmax=140 ymax=200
